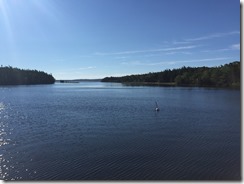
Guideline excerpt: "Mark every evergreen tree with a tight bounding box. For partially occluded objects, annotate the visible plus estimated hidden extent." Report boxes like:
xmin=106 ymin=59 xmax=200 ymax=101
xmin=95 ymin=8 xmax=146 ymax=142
xmin=101 ymin=61 xmax=240 ymax=88
xmin=0 ymin=66 xmax=55 ymax=85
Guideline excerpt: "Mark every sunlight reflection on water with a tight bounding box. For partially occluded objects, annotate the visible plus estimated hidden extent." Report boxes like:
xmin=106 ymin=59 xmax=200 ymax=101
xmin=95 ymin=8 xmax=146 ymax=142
xmin=0 ymin=103 xmax=4 ymax=111
xmin=0 ymin=84 xmax=241 ymax=180
xmin=0 ymin=102 xmax=12 ymax=180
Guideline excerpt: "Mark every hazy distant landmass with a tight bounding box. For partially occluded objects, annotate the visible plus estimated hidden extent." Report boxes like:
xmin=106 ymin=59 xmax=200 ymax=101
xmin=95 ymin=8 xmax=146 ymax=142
xmin=102 ymin=61 xmax=240 ymax=88
xmin=56 ymin=79 xmax=101 ymax=83
xmin=0 ymin=66 xmax=55 ymax=85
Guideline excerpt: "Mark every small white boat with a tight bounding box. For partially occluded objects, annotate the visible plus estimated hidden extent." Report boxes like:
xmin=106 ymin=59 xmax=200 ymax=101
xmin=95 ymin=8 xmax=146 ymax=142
xmin=155 ymin=101 xmax=160 ymax=111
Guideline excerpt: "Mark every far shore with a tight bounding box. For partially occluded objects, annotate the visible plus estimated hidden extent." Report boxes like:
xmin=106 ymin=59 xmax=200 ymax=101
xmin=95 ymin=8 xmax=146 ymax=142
xmin=121 ymin=82 xmax=176 ymax=87
xmin=119 ymin=82 xmax=240 ymax=89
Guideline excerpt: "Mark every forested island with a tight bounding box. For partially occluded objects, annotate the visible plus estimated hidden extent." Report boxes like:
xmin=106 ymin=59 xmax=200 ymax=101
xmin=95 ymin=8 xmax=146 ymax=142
xmin=102 ymin=61 xmax=240 ymax=88
xmin=0 ymin=66 xmax=55 ymax=85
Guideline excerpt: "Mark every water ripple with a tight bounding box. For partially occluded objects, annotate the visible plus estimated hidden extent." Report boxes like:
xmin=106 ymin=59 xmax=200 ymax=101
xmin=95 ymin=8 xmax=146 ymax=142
xmin=0 ymin=84 xmax=240 ymax=180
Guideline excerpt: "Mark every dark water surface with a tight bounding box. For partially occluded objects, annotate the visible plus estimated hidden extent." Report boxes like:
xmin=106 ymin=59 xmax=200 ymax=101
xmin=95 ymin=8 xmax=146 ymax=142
xmin=0 ymin=82 xmax=240 ymax=180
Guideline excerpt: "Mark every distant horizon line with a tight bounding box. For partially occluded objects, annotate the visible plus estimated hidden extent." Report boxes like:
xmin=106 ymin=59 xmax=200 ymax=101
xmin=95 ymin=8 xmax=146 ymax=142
xmin=55 ymin=79 xmax=102 ymax=81
xmin=55 ymin=60 xmax=240 ymax=81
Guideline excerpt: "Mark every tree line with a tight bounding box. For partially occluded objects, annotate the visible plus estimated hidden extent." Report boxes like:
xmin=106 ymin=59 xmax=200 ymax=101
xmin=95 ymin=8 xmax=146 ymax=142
xmin=101 ymin=61 xmax=240 ymax=88
xmin=0 ymin=66 xmax=55 ymax=85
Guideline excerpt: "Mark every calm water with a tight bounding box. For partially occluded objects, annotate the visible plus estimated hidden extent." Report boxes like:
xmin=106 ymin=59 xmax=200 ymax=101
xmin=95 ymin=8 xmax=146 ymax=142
xmin=0 ymin=82 xmax=240 ymax=180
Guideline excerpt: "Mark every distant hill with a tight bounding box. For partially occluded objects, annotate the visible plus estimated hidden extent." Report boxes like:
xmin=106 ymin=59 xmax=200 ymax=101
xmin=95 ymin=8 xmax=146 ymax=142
xmin=56 ymin=79 xmax=101 ymax=83
xmin=71 ymin=79 xmax=101 ymax=82
xmin=0 ymin=66 xmax=55 ymax=85
xmin=101 ymin=61 xmax=240 ymax=88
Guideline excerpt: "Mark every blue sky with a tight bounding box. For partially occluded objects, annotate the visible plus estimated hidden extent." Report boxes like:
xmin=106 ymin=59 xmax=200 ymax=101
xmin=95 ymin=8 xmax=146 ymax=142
xmin=0 ymin=0 xmax=240 ymax=79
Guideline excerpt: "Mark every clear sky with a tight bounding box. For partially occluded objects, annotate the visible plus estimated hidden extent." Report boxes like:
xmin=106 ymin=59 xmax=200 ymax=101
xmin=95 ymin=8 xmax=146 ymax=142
xmin=0 ymin=0 xmax=240 ymax=79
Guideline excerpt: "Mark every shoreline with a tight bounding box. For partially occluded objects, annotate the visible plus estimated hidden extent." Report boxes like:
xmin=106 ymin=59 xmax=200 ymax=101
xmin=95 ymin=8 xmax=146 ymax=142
xmin=105 ymin=81 xmax=240 ymax=89
xmin=122 ymin=82 xmax=176 ymax=87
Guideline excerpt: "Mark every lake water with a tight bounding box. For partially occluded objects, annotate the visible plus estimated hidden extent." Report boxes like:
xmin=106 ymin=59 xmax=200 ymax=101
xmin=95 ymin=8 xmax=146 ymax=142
xmin=0 ymin=82 xmax=240 ymax=180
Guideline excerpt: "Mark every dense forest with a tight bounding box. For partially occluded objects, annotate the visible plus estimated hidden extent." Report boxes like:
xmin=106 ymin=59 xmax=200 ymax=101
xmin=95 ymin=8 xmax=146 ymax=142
xmin=102 ymin=61 xmax=240 ymax=88
xmin=0 ymin=66 xmax=55 ymax=85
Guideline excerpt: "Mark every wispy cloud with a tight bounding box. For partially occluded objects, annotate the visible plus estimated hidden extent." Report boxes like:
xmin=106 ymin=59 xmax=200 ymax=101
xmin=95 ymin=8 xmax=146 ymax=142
xmin=94 ymin=45 xmax=198 ymax=56
xmin=143 ymin=53 xmax=162 ymax=57
xmin=230 ymin=43 xmax=240 ymax=50
xmin=114 ymin=56 xmax=129 ymax=60
xmin=172 ymin=41 xmax=192 ymax=45
xmin=170 ymin=57 xmax=230 ymax=64
xmin=185 ymin=31 xmax=239 ymax=42
xmin=165 ymin=51 xmax=192 ymax=55
xmin=78 ymin=66 xmax=96 ymax=70
xmin=121 ymin=61 xmax=146 ymax=65
xmin=79 ymin=55 xmax=93 ymax=58
xmin=202 ymin=43 xmax=240 ymax=52
xmin=121 ymin=57 xmax=230 ymax=66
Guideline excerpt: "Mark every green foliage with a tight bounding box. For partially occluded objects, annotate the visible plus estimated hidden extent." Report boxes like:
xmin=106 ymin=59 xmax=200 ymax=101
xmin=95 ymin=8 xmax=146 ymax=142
xmin=0 ymin=66 xmax=55 ymax=85
xmin=101 ymin=61 xmax=240 ymax=88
